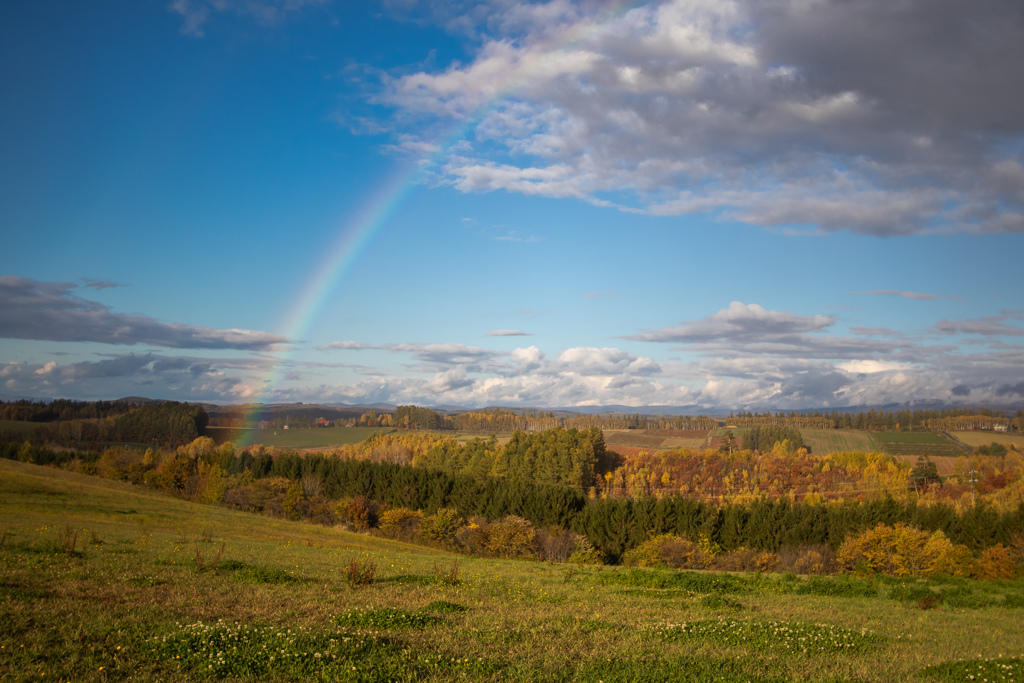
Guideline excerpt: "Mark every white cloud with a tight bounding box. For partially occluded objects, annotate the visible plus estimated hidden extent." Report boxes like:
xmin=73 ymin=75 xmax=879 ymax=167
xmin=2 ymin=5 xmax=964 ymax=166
xmin=372 ymin=0 xmax=1024 ymax=236
xmin=554 ymin=347 xmax=660 ymax=376
xmin=630 ymin=301 xmax=834 ymax=344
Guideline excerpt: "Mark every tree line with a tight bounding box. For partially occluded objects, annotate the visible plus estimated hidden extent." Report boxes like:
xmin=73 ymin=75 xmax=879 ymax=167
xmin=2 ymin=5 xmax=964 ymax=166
xmin=729 ymin=407 xmax=1021 ymax=432
xmin=0 ymin=398 xmax=143 ymax=422
xmin=4 ymin=433 xmax=1023 ymax=565
xmin=12 ymin=401 xmax=209 ymax=449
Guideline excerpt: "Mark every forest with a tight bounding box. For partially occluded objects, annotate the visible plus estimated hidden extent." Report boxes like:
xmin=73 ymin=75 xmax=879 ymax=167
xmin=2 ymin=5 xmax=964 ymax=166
xmin=3 ymin=421 xmax=1023 ymax=575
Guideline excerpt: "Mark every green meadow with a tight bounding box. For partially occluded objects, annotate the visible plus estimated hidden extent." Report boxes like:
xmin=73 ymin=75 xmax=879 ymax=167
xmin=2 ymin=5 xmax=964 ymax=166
xmin=206 ymin=426 xmax=394 ymax=449
xmin=799 ymin=429 xmax=878 ymax=455
xmin=0 ymin=421 xmax=40 ymax=436
xmin=2 ymin=457 xmax=1023 ymax=683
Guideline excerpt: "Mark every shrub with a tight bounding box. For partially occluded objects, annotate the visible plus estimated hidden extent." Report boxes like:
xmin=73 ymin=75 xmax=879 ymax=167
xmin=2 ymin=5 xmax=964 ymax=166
xmin=567 ymin=536 xmax=604 ymax=565
xmin=836 ymin=524 xmax=974 ymax=578
xmin=418 ymin=508 xmax=465 ymax=547
xmin=378 ymin=507 xmax=424 ymax=541
xmin=334 ymin=495 xmax=381 ymax=531
xmin=282 ymin=483 xmax=304 ymax=520
xmin=344 ymin=557 xmax=376 ymax=589
xmin=455 ymin=520 xmax=488 ymax=555
xmin=976 ymin=544 xmax=1014 ymax=580
xmin=623 ymin=534 xmax=710 ymax=570
xmin=536 ymin=526 xmax=578 ymax=563
xmin=485 ymin=516 xmax=537 ymax=558
xmin=778 ymin=545 xmax=835 ymax=576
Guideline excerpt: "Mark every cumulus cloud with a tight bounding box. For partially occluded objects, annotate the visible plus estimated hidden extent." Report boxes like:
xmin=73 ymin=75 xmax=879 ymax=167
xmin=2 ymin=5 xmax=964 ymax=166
xmin=371 ymin=0 xmax=1024 ymax=236
xmin=0 ymin=353 xmax=248 ymax=402
xmin=0 ymin=276 xmax=288 ymax=351
xmin=554 ymin=347 xmax=660 ymax=376
xmin=510 ymin=345 xmax=545 ymax=373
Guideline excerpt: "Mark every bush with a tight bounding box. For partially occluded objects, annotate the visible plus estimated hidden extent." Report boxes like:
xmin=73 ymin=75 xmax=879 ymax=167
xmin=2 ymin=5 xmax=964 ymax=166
xmin=418 ymin=508 xmax=465 ymax=547
xmin=536 ymin=526 xmax=578 ymax=563
xmin=976 ymin=544 xmax=1014 ymax=580
xmin=836 ymin=524 xmax=974 ymax=578
xmin=344 ymin=557 xmax=376 ymax=589
xmin=623 ymin=534 xmax=711 ymax=570
xmin=455 ymin=519 xmax=488 ymax=554
xmin=334 ymin=495 xmax=381 ymax=531
xmin=777 ymin=545 xmax=835 ymax=575
xmin=378 ymin=507 xmax=424 ymax=541
xmin=567 ymin=536 xmax=604 ymax=565
xmin=484 ymin=516 xmax=537 ymax=559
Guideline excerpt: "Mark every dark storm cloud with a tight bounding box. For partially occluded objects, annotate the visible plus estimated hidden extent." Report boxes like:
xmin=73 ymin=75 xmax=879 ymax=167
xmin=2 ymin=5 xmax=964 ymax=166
xmin=996 ymin=382 xmax=1024 ymax=397
xmin=0 ymin=276 xmax=289 ymax=350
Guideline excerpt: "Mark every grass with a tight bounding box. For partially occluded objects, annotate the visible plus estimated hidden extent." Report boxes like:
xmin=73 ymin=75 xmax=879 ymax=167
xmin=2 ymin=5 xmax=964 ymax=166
xmin=2 ymin=457 xmax=1024 ymax=682
xmin=800 ymin=429 xmax=878 ymax=455
xmin=0 ymin=420 xmax=41 ymax=435
xmin=875 ymin=432 xmax=948 ymax=444
xmin=604 ymin=430 xmax=711 ymax=451
xmin=874 ymin=432 xmax=965 ymax=458
xmin=205 ymin=425 xmax=394 ymax=449
xmin=951 ymin=432 xmax=1024 ymax=448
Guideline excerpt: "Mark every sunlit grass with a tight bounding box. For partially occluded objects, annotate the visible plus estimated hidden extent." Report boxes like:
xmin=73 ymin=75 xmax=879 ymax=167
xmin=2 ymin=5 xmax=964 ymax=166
xmin=2 ymin=458 xmax=1023 ymax=682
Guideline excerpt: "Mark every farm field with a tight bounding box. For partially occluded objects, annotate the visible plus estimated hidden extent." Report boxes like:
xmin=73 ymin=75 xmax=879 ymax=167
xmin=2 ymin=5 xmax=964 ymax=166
xmin=952 ymin=432 xmax=1024 ymax=448
xmin=604 ymin=429 xmax=710 ymax=451
xmin=0 ymin=420 xmax=40 ymax=436
xmin=205 ymin=425 xmax=394 ymax=450
xmin=874 ymin=432 xmax=965 ymax=459
xmin=800 ymin=429 xmax=878 ymax=455
xmin=2 ymin=458 xmax=1024 ymax=682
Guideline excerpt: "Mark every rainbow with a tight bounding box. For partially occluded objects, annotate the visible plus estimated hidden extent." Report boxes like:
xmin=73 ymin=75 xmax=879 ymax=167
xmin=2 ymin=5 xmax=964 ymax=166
xmin=235 ymin=0 xmax=646 ymax=443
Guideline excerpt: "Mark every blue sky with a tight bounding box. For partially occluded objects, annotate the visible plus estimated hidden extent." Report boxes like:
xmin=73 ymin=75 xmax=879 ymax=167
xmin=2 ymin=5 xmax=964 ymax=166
xmin=1 ymin=0 xmax=1023 ymax=411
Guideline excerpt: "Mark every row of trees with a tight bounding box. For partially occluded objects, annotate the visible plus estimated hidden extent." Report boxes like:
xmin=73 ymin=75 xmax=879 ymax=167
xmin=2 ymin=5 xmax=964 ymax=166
xmin=25 ymin=402 xmax=209 ymax=449
xmin=6 ymin=433 xmax=1024 ymax=568
xmin=728 ymin=407 xmax=1021 ymax=432
xmin=392 ymin=406 xmax=720 ymax=433
xmin=411 ymin=427 xmax=608 ymax=491
xmin=741 ymin=425 xmax=805 ymax=452
xmin=0 ymin=398 xmax=142 ymax=422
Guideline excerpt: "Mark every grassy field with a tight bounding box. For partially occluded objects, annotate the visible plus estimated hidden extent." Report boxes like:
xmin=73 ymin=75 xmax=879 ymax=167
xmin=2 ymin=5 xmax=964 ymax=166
xmin=3 ymin=458 xmax=1024 ymax=682
xmin=800 ymin=429 xmax=878 ymax=455
xmin=206 ymin=426 xmax=394 ymax=450
xmin=0 ymin=420 xmax=40 ymax=436
xmin=604 ymin=430 xmax=710 ymax=450
xmin=952 ymin=432 xmax=1024 ymax=448
xmin=875 ymin=432 xmax=965 ymax=459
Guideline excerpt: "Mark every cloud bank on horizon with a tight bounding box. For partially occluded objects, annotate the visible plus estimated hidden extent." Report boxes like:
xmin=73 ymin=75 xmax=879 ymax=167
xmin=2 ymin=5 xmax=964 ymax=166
xmin=0 ymin=0 xmax=1021 ymax=411
xmin=3 ymin=276 xmax=1023 ymax=409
